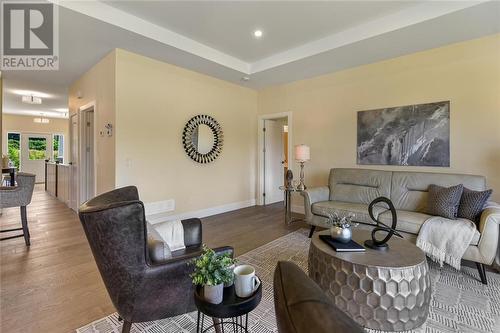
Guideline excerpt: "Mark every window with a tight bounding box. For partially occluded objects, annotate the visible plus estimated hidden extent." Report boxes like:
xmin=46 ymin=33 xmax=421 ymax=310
xmin=7 ymin=132 xmax=20 ymax=169
xmin=28 ymin=137 xmax=47 ymax=160
xmin=53 ymin=134 xmax=64 ymax=163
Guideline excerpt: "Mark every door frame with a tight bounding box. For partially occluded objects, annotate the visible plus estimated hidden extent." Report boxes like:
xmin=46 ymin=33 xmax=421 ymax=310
xmin=78 ymin=101 xmax=97 ymax=205
xmin=69 ymin=113 xmax=79 ymax=211
xmin=257 ymin=111 xmax=292 ymax=206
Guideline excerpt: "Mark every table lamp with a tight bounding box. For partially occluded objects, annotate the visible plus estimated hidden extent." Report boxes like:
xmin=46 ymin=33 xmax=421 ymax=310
xmin=295 ymin=144 xmax=310 ymax=190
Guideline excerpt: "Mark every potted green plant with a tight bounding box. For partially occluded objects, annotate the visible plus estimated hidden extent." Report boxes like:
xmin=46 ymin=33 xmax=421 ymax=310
xmin=191 ymin=246 xmax=237 ymax=304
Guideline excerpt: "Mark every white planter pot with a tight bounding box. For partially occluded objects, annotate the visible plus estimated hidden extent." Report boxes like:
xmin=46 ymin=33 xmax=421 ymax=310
xmin=203 ymin=283 xmax=224 ymax=304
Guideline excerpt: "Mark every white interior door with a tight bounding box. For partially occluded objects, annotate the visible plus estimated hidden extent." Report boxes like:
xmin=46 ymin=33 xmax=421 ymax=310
xmin=69 ymin=114 xmax=78 ymax=210
xmin=264 ymin=119 xmax=285 ymax=204
xmin=20 ymin=133 xmax=52 ymax=183
xmin=82 ymin=110 xmax=95 ymax=202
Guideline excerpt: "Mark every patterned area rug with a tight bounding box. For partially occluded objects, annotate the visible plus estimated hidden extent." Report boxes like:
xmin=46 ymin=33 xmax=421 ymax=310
xmin=77 ymin=229 xmax=500 ymax=333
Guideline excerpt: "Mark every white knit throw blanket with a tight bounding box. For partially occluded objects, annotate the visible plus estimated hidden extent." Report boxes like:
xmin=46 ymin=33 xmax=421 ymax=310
xmin=416 ymin=216 xmax=476 ymax=270
xmin=153 ymin=220 xmax=186 ymax=252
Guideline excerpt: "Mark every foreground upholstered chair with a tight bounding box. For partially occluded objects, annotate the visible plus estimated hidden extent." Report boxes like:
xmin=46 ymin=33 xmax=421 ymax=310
xmin=78 ymin=186 xmax=233 ymax=333
xmin=0 ymin=172 xmax=36 ymax=245
xmin=273 ymin=261 xmax=363 ymax=333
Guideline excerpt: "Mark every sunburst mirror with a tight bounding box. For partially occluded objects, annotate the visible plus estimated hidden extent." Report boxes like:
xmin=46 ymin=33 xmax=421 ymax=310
xmin=182 ymin=115 xmax=223 ymax=163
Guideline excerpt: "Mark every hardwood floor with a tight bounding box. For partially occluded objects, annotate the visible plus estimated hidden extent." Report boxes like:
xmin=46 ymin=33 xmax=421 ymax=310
xmin=0 ymin=185 xmax=307 ymax=332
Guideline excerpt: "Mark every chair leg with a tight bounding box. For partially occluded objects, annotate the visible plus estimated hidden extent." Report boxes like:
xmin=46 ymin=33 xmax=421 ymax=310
xmin=308 ymin=225 xmax=316 ymax=238
xmin=476 ymin=262 xmax=487 ymax=285
xmin=20 ymin=206 xmax=30 ymax=246
xmin=122 ymin=320 xmax=132 ymax=333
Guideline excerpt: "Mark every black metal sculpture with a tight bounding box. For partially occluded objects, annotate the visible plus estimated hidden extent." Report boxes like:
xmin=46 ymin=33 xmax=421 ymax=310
xmin=364 ymin=197 xmax=403 ymax=251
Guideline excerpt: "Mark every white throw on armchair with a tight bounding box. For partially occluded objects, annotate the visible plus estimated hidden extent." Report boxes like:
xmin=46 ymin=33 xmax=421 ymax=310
xmin=301 ymin=168 xmax=500 ymax=284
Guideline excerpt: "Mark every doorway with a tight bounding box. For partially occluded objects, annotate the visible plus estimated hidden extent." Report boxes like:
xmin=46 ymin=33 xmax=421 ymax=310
xmin=79 ymin=105 xmax=95 ymax=204
xmin=69 ymin=114 xmax=78 ymax=211
xmin=257 ymin=112 xmax=292 ymax=206
xmin=20 ymin=133 xmax=52 ymax=183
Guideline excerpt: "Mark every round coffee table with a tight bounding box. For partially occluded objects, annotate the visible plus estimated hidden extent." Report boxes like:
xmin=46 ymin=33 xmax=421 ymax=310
xmin=308 ymin=229 xmax=431 ymax=331
xmin=194 ymin=283 xmax=262 ymax=333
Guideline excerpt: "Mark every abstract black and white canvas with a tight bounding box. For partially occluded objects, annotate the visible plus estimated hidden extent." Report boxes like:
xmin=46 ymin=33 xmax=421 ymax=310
xmin=357 ymin=101 xmax=450 ymax=167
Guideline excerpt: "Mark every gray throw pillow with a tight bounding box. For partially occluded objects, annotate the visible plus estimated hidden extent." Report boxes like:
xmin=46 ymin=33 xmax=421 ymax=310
xmin=458 ymin=187 xmax=492 ymax=225
xmin=427 ymin=184 xmax=464 ymax=219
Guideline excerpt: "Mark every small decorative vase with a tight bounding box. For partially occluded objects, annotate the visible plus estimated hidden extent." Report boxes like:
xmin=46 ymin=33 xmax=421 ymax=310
xmin=330 ymin=226 xmax=352 ymax=243
xmin=203 ymin=283 xmax=224 ymax=304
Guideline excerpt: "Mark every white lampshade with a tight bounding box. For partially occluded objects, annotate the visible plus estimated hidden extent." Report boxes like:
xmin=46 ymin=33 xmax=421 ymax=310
xmin=295 ymin=144 xmax=310 ymax=161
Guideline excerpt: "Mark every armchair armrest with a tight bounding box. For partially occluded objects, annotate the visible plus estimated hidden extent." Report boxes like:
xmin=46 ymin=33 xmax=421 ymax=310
xmin=181 ymin=218 xmax=202 ymax=247
xmin=476 ymin=203 xmax=500 ymax=265
xmin=300 ymin=186 xmax=329 ymax=222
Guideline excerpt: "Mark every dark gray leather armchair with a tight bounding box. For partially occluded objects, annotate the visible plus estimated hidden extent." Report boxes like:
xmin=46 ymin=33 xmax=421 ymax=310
xmin=273 ymin=261 xmax=363 ymax=333
xmin=78 ymin=186 xmax=233 ymax=333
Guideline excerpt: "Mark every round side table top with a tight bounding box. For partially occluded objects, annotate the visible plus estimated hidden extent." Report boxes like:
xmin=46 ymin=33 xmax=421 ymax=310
xmin=311 ymin=229 xmax=426 ymax=268
xmin=194 ymin=283 xmax=262 ymax=319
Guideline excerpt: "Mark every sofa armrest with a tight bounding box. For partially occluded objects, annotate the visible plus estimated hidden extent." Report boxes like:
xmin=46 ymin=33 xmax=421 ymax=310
xmin=300 ymin=186 xmax=329 ymax=222
xmin=476 ymin=204 xmax=500 ymax=265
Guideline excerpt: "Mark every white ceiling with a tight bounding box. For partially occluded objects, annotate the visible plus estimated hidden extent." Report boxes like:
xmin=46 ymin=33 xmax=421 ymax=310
xmin=2 ymin=0 xmax=499 ymax=119
xmin=102 ymin=0 xmax=418 ymax=62
xmin=3 ymin=78 xmax=68 ymax=119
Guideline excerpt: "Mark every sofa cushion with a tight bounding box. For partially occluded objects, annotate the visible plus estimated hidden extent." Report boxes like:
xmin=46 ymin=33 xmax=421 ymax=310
xmin=312 ymin=201 xmax=387 ymax=225
xmin=328 ymin=168 xmax=392 ymax=205
xmin=377 ymin=210 xmax=481 ymax=245
xmin=390 ymin=171 xmax=486 ymax=212
xmin=378 ymin=210 xmax=434 ymax=234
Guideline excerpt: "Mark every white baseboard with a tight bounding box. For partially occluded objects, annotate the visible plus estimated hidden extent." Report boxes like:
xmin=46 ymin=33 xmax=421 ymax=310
xmin=147 ymin=199 xmax=256 ymax=224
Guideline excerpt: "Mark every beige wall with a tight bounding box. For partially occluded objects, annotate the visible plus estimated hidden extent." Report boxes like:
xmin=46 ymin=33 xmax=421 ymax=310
xmin=2 ymin=114 xmax=69 ymax=162
xmin=115 ymin=49 xmax=258 ymax=212
xmin=258 ymin=34 xmax=500 ymax=202
xmin=0 ymin=74 xmax=3 ymax=153
xmin=69 ymin=51 xmax=116 ymax=194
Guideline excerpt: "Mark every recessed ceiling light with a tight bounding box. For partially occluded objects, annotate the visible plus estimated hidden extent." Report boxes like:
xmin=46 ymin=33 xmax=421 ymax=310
xmin=253 ymin=30 xmax=263 ymax=38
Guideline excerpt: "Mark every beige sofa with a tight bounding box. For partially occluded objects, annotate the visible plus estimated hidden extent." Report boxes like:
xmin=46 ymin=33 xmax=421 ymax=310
xmin=302 ymin=168 xmax=500 ymax=284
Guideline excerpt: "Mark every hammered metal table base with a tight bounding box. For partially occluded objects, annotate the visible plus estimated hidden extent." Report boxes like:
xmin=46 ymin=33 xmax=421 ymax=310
xmin=308 ymin=231 xmax=431 ymax=331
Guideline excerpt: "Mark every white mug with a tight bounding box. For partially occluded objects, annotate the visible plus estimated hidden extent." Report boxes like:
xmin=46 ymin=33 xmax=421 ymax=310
xmin=234 ymin=265 xmax=260 ymax=298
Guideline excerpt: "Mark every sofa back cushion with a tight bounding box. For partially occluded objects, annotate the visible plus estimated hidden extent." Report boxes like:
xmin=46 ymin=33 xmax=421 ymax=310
xmin=391 ymin=171 xmax=486 ymax=212
xmin=328 ymin=168 xmax=392 ymax=204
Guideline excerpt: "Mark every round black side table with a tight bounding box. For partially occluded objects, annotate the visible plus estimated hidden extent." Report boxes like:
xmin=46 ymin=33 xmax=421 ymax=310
xmin=194 ymin=282 xmax=262 ymax=333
